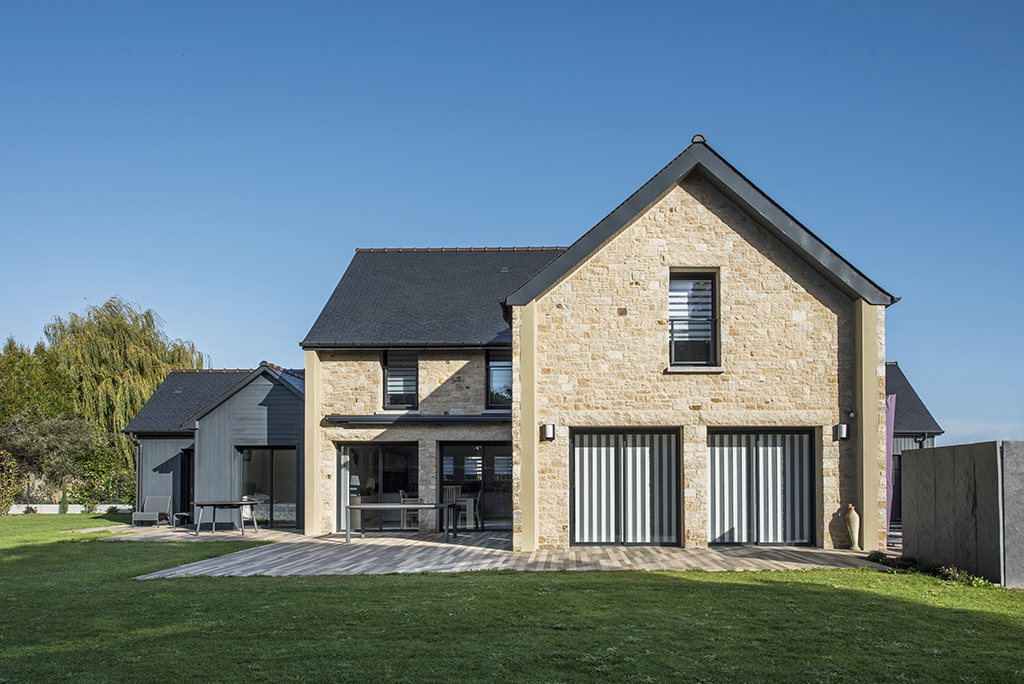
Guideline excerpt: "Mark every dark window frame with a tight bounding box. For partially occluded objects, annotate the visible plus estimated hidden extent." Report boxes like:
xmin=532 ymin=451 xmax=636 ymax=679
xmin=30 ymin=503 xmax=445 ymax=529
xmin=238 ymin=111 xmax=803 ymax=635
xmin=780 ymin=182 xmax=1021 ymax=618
xmin=383 ymin=350 xmax=418 ymax=410
xmin=336 ymin=441 xmax=419 ymax=534
xmin=669 ymin=272 xmax=718 ymax=366
xmin=239 ymin=445 xmax=300 ymax=529
xmin=486 ymin=349 xmax=513 ymax=409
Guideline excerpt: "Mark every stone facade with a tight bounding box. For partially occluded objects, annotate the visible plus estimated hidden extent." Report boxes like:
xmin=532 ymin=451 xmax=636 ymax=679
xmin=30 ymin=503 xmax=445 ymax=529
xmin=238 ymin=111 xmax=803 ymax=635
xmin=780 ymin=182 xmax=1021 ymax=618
xmin=511 ymin=175 xmax=886 ymax=551
xmin=872 ymin=304 xmax=888 ymax=550
xmin=307 ymin=349 xmax=511 ymax=535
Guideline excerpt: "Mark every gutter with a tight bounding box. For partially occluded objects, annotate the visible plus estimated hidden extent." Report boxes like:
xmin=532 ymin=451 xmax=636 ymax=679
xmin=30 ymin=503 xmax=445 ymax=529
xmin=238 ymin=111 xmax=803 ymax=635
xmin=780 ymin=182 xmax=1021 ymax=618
xmin=301 ymin=342 xmax=512 ymax=350
xmin=326 ymin=414 xmax=512 ymax=426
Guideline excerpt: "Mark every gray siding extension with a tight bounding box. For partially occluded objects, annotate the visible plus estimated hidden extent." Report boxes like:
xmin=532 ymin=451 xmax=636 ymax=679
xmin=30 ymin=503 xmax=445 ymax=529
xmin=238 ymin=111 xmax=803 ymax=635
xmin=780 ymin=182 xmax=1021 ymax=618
xmin=193 ymin=373 xmax=304 ymax=529
xmin=138 ymin=436 xmax=194 ymax=518
xmin=230 ymin=375 xmax=303 ymax=445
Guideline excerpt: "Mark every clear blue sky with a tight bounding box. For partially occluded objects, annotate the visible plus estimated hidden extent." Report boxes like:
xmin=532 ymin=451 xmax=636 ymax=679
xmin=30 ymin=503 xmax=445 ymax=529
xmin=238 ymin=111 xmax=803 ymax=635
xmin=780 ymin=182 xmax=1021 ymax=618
xmin=2 ymin=1 xmax=1021 ymax=445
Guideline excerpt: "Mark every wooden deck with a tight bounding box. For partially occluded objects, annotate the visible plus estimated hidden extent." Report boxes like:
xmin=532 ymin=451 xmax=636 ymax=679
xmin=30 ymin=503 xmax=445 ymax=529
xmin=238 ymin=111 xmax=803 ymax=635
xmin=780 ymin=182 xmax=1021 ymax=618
xmin=134 ymin=530 xmax=885 ymax=579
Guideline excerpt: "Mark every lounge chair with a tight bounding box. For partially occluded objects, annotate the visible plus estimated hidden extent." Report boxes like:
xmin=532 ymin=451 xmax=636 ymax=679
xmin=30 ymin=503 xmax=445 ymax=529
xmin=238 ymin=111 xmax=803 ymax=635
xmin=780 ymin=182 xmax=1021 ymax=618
xmin=132 ymin=496 xmax=173 ymax=527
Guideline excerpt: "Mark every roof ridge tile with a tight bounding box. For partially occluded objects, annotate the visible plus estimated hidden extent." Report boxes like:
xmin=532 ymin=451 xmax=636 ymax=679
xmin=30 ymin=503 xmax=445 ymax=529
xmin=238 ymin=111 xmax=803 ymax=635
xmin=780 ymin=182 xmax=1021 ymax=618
xmin=354 ymin=246 xmax=566 ymax=253
xmin=170 ymin=368 xmax=253 ymax=374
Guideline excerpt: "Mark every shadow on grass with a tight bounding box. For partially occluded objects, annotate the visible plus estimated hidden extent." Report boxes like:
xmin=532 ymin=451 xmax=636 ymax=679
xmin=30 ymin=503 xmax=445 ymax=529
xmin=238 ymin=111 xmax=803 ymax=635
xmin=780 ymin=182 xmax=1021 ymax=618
xmin=2 ymin=542 xmax=1023 ymax=684
xmin=88 ymin=513 xmax=133 ymax=525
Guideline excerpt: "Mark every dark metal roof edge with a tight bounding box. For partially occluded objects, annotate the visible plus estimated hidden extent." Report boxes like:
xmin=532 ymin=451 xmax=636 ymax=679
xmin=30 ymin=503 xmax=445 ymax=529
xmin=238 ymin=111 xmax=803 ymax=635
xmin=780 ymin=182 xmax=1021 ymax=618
xmin=505 ymin=147 xmax=699 ymax=306
xmin=687 ymin=146 xmax=896 ymax=306
xmin=122 ymin=429 xmax=195 ymax=437
xmin=302 ymin=342 xmax=514 ymax=351
xmin=181 ymin=365 xmax=304 ymax=426
xmin=505 ymin=141 xmax=896 ymax=307
xmin=325 ymin=414 xmax=512 ymax=425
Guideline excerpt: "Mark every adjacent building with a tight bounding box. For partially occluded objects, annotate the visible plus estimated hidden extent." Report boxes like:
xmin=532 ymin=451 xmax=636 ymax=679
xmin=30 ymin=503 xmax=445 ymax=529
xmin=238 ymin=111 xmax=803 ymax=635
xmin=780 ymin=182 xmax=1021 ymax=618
xmin=885 ymin=361 xmax=944 ymax=523
xmin=125 ymin=362 xmax=304 ymax=530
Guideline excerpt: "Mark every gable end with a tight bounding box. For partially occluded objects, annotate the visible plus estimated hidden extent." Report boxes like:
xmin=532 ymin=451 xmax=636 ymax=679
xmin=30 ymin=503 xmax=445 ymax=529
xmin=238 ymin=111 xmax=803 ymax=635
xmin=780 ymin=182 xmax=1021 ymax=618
xmin=504 ymin=140 xmax=896 ymax=307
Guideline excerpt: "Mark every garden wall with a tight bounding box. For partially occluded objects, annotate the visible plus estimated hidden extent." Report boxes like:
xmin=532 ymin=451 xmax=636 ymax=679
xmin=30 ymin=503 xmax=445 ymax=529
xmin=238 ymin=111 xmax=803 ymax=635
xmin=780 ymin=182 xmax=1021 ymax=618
xmin=903 ymin=441 xmax=1024 ymax=588
xmin=6 ymin=504 xmax=131 ymax=515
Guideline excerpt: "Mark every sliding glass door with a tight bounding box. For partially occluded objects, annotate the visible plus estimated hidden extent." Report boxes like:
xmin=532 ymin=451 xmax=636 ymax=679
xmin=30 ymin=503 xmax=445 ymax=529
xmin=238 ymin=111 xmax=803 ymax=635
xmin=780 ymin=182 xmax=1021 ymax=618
xmin=241 ymin=448 xmax=298 ymax=528
xmin=440 ymin=442 xmax=513 ymax=530
xmin=338 ymin=443 xmax=419 ymax=532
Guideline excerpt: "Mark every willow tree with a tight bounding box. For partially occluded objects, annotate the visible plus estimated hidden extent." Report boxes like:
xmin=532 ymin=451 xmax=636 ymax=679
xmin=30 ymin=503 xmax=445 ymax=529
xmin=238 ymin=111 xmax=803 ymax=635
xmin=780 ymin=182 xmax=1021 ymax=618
xmin=44 ymin=297 xmax=208 ymax=466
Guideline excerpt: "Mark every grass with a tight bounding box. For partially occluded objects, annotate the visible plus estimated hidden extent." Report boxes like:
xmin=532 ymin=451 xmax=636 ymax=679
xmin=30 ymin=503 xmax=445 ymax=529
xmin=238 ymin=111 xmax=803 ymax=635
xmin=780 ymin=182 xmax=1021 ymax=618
xmin=2 ymin=515 xmax=1024 ymax=683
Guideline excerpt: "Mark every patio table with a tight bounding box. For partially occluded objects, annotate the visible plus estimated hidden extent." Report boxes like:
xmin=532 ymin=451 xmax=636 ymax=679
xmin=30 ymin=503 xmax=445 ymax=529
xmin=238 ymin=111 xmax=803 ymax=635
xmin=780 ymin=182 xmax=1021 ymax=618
xmin=194 ymin=501 xmax=259 ymax=536
xmin=345 ymin=502 xmax=457 ymax=543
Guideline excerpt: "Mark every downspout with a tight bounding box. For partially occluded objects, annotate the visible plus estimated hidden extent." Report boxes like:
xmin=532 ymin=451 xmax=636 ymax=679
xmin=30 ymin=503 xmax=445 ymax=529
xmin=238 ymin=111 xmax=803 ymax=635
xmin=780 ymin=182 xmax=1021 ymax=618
xmin=129 ymin=434 xmax=141 ymax=511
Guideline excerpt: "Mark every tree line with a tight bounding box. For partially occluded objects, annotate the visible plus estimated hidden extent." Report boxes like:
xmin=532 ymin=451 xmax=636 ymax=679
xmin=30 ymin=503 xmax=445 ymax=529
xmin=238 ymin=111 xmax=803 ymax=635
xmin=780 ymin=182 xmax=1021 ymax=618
xmin=0 ymin=297 xmax=206 ymax=513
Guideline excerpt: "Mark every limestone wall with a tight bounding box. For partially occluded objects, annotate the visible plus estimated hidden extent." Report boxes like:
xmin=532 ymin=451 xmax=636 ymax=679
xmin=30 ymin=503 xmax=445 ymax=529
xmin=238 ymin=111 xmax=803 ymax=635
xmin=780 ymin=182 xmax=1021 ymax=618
xmin=513 ymin=174 xmax=879 ymax=550
xmin=308 ymin=349 xmax=510 ymax=535
xmin=318 ymin=349 xmax=488 ymax=417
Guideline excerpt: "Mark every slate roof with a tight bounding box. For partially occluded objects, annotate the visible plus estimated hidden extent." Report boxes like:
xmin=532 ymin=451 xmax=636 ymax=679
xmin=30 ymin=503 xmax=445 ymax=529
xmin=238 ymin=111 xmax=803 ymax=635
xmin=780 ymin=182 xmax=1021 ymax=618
xmin=886 ymin=362 xmax=944 ymax=435
xmin=301 ymin=248 xmax=565 ymax=349
xmin=125 ymin=363 xmax=304 ymax=434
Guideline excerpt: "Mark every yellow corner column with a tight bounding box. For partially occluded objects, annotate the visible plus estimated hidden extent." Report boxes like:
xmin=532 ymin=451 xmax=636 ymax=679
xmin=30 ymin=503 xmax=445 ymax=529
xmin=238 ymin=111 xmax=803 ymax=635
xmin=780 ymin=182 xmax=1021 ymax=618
xmin=517 ymin=301 xmax=538 ymax=552
xmin=854 ymin=298 xmax=885 ymax=550
xmin=303 ymin=350 xmax=324 ymax=536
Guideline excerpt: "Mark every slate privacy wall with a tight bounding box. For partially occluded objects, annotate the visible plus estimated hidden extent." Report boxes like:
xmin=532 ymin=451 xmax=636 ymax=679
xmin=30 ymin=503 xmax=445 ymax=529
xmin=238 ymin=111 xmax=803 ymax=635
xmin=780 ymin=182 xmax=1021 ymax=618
xmin=903 ymin=441 xmax=1024 ymax=588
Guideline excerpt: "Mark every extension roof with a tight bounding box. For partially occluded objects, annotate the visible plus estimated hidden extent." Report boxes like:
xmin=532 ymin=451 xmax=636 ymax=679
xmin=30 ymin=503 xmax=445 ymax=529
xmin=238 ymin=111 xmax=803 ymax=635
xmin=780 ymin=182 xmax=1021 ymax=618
xmin=301 ymin=248 xmax=565 ymax=349
xmin=505 ymin=137 xmax=897 ymax=307
xmin=886 ymin=362 xmax=944 ymax=435
xmin=124 ymin=362 xmax=304 ymax=435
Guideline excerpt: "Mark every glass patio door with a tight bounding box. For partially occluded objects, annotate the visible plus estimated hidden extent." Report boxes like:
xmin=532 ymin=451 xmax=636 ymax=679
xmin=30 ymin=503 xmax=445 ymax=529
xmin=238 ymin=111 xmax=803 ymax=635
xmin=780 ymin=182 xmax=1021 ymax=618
xmin=440 ymin=443 xmax=513 ymax=530
xmin=241 ymin=448 xmax=298 ymax=528
xmin=339 ymin=443 xmax=419 ymax=532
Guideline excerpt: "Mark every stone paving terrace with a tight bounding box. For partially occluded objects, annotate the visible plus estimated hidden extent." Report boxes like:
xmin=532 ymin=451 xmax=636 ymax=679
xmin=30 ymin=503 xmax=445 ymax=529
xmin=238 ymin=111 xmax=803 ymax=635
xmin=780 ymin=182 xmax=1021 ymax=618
xmin=120 ymin=529 xmax=886 ymax=579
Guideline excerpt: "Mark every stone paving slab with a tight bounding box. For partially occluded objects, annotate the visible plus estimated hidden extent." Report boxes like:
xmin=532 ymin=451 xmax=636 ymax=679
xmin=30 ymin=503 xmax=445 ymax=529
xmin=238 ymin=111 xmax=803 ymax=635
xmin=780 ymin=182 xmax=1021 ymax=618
xmin=136 ymin=531 xmax=886 ymax=579
xmin=62 ymin=525 xmax=135 ymax=534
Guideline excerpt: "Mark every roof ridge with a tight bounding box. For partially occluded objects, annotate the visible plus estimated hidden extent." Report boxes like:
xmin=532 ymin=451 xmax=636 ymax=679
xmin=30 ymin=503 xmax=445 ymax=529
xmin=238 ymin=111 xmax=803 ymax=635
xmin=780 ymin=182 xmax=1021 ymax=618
xmin=170 ymin=368 xmax=254 ymax=374
xmin=355 ymin=246 xmax=566 ymax=253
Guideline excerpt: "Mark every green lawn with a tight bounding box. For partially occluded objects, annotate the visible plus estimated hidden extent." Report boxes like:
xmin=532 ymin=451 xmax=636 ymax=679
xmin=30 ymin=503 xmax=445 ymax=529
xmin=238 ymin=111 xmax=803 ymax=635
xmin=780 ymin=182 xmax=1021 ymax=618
xmin=1 ymin=515 xmax=1023 ymax=683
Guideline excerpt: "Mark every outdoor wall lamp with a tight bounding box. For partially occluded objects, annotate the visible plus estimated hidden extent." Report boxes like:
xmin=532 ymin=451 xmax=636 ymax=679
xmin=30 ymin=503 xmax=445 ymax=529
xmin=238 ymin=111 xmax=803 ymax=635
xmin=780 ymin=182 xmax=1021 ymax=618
xmin=835 ymin=424 xmax=850 ymax=441
xmin=541 ymin=424 xmax=556 ymax=441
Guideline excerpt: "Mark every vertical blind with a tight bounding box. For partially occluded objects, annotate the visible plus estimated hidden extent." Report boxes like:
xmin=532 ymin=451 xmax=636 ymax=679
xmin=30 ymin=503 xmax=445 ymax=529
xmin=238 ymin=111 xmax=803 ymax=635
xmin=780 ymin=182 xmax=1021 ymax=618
xmin=384 ymin=351 xmax=417 ymax=408
xmin=669 ymin=276 xmax=714 ymax=364
xmin=707 ymin=432 xmax=813 ymax=545
xmin=572 ymin=432 xmax=679 ymax=545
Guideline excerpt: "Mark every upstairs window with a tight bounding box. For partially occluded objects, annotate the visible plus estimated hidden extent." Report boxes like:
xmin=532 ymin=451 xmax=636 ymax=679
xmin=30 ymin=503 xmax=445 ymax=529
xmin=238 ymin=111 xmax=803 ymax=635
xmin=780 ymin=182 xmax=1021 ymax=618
xmin=669 ymin=274 xmax=717 ymax=366
xmin=486 ymin=349 xmax=513 ymax=408
xmin=384 ymin=351 xmax=418 ymax=409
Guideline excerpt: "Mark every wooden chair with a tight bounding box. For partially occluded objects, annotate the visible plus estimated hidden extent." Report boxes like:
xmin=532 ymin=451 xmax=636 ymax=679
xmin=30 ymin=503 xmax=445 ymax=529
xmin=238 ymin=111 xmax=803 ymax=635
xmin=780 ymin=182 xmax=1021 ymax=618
xmin=443 ymin=485 xmax=462 ymax=529
xmin=400 ymin=490 xmax=419 ymax=529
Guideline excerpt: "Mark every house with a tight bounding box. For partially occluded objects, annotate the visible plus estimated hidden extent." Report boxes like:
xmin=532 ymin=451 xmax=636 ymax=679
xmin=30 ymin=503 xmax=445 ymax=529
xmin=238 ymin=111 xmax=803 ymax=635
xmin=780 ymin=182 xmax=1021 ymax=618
xmin=885 ymin=361 xmax=944 ymax=524
xmin=125 ymin=362 xmax=304 ymax=530
xmin=301 ymin=136 xmax=897 ymax=551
